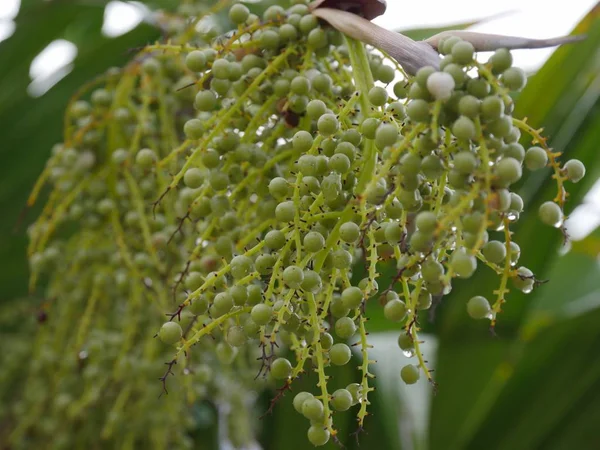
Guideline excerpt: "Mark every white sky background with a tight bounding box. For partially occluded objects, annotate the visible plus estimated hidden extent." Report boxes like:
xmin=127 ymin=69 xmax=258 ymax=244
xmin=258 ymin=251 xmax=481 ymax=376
xmin=0 ymin=0 xmax=598 ymax=238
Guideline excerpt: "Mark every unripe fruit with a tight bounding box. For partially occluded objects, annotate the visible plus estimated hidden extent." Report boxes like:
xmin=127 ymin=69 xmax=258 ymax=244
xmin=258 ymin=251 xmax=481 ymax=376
xmin=302 ymin=398 xmax=324 ymax=421
xmin=452 ymin=116 xmax=476 ymax=140
xmin=513 ymin=266 xmax=535 ymax=293
xmin=307 ymin=425 xmax=330 ymax=446
xmin=283 ymin=265 xmax=304 ymax=289
xmin=341 ymin=286 xmax=363 ymax=309
xmin=564 ymin=159 xmax=585 ymax=182
xmin=451 ymin=249 xmax=477 ymax=278
xmin=293 ymin=392 xmax=314 ymax=414
xmin=335 ymin=317 xmax=356 ymax=339
xmin=538 ymin=201 xmax=563 ymax=227
xmin=375 ymin=123 xmax=399 ymax=149
xmin=401 ymin=364 xmax=420 ymax=384
xmin=384 ymin=299 xmax=407 ymax=322
xmin=467 ymin=296 xmax=491 ymax=319
xmin=330 ymin=343 xmax=351 ymax=366
xmin=251 ymin=304 xmax=272 ymax=326
xmin=524 ymin=146 xmax=548 ymax=171
xmin=426 ymin=71 xmax=455 ymax=101
xmin=271 ymin=357 xmax=292 ymax=379
xmin=331 ymin=388 xmax=353 ymax=411
xmin=158 ymin=322 xmax=182 ymax=345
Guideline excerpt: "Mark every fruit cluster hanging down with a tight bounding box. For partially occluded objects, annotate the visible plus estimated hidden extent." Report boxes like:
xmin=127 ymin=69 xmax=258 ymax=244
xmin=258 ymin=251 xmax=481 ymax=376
xmin=18 ymin=0 xmax=584 ymax=448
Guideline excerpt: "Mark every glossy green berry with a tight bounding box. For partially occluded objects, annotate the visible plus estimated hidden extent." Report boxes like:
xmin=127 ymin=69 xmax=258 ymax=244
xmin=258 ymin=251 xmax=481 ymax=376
xmin=490 ymin=48 xmax=512 ymax=73
xmin=304 ymin=231 xmax=325 ymax=253
xmin=377 ymin=64 xmax=396 ymax=83
xmin=394 ymin=81 xmax=408 ymax=98
xmin=269 ymin=177 xmax=290 ymax=200
xmin=451 ymin=249 xmax=477 ymax=278
xmin=301 ymin=270 xmax=322 ymax=293
xmin=307 ymin=425 xmax=330 ymax=446
xmin=307 ymin=28 xmax=328 ymax=49
xmin=346 ymin=383 xmax=362 ymax=405
xmin=407 ymin=99 xmax=430 ymax=123
xmin=451 ymin=41 xmax=475 ymax=64
xmin=271 ymin=357 xmax=292 ymax=379
xmin=482 ymin=240 xmax=507 ymax=264
xmin=417 ymin=290 xmax=432 ymax=310
xmin=158 ymin=321 xmax=182 ymax=344
xmin=251 ymin=303 xmax=272 ymax=326
xmin=230 ymin=255 xmax=254 ymax=279
xmin=302 ymin=398 xmax=324 ymax=421
xmin=481 ymin=95 xmax=504 ymax=121
xmin=330 ymin=343 xmax=351 ymax=366
xmin=264 ymin=230 xmax=284 ymax=250
xmin=189 ymin=296 xmax=209 ymax=315
xmin=375 ymin=123 xmax=399 ymax=149
xmin=422 ymin=155 xmax=444 ymax=179
xmin=368 ymin=86 xmax=388 ymax=106
xmin=503 ymin=143 xmax=525 ymax=163
xmin=360 ymin=117 xmax=380 ymax=139
xmin=426 ymin=71 xmax=455 ymax=101
xmin=422 ymin=259 xmax=444 ymax=283
xmin=443 ymin=63 xmax=466 ymax=86
xmin=524 ymin=146 xmax=548 ymax=171
xmin=183 ymin=118 xmax=204 ymax=139
xmin=495 ymin=157 xmax=522 ymax=186
xmin=211 ymin=58 xmax=231 ymax=79
xmin=458 ymin=95 xmax=480 ymax=118
xmin=397 ymin=332 xmax=414 ymax=351
xmin=401 ymin=364 xmax=420 ymax=385
xmin=502 ymin=67 xmax=527 ymax=91
xmin=279 ymin=23 xmax=298 ymax=42
xmin=186 ymin=50 xmax=207 ymax=72
xmin=229 ymin=3 xmax=250 ymax=24
xmin=512 ymin=266 xmax=535 ymax=293
xmin=135 ymin=148 xmax=157 ymax=168
xmin=293 ymin=392 xmax=314 ymax=414
xmin=183 ymin=168 xmax=204 ymax=188
xmin=291 ymin=76 xmax=311 ymax=95
xmin=453 ymin=151 xmax=478 ymax=175
xmin=332 ymin=249 xmax=352 ymax=269
xmin=340 ymin=221 xmax=360 ymax=243
xmin=275 ymin=201 xmax=296 ymax=222
xmin=260 ymin=29 xmax=280 ymax=49
xmin=467 ymin=296 xmax=491 ymax=319
xmin=212 ymin=292 xmax=233 ymax=317
xmin=317 ymin=114 xmax=339 ymax=136
xmin=564 ymin=159 xmax=585 ymax=182
xmin=452 ymin=116 xmax=476 ymax=140
xmin=488 ymin=116 xmax=513 ymax=138
xmin=283 ymin=265 xmax=304 ymax=289
xmin=335 ymin=317 xmax=356 ymax=339
xmin=384 ymin=299 xmax=407 ymax=322
xmin=331 ymin=388 xmax=353 ymax=411
xmin=329 ymin=153 xmax=351 ymax=173
xmin=384 ymin=222 xmax=404 ymax=243
xmin=538 ymin=201 xmax=563 ymax=227
xmin=306 ymin=99 xmax=327 ymax=120
xmin=467 ymin=78 xmax=490 ymax=98
xmin=195 ymin=90 xmax=217 ymax=111
xmin=341 ymin=286 xmax=363 ymax=309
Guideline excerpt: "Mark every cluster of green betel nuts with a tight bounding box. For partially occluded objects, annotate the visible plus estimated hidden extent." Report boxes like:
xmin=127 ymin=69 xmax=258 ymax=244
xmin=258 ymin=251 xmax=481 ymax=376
xmin=19 ymin=0 xmax=585 ymax=447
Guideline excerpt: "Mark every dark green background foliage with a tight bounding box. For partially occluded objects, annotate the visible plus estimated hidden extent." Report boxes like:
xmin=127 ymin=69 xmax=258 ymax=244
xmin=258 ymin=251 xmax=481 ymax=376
xmin=1 ymin=1 xmax=600 ymax=448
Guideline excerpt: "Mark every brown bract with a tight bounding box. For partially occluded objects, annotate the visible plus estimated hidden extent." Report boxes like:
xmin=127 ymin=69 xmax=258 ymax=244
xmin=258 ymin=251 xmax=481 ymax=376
xmin=309 ymin=0 xmax=387 ymax=21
